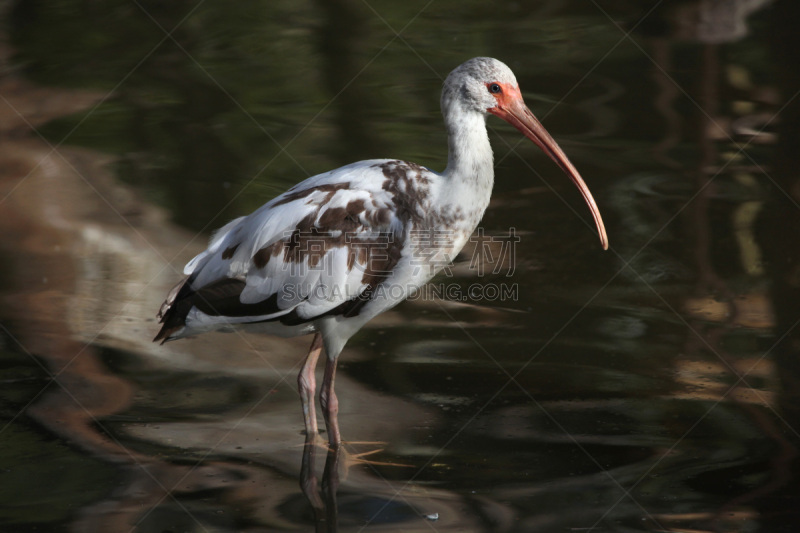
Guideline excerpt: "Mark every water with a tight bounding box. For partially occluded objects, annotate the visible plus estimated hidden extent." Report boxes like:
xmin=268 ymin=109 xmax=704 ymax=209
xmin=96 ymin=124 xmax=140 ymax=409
xmin=1 ymin=0 xmax=799 ymax=531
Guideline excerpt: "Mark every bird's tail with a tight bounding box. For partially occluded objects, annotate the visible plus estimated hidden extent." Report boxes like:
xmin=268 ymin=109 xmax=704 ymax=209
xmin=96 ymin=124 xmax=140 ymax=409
xmin=153 ymin=276 xmax=194 ymax=343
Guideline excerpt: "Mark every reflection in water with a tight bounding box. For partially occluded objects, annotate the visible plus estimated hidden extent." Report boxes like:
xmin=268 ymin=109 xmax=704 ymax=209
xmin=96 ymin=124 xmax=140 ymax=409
xmin=300 ymin=440 xmax=340 ymax=533
xmin=2 ymin=0 xmax=799 ymax=531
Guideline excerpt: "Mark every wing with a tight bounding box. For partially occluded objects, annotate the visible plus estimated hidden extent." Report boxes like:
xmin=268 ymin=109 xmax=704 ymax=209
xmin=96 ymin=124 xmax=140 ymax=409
xmin=154 ymin=159 xmax=427 ymax=342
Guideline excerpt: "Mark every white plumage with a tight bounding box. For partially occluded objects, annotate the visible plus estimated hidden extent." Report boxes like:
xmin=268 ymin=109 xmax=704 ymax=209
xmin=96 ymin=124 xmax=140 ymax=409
xmin=155 ymin=57 xmax=608 ymax=446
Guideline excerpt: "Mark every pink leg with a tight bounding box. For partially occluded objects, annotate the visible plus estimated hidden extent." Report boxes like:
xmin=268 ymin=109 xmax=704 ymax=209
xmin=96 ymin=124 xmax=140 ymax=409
xmin=298 ymin=332 xmax=323 ymax=439
xmin=319 ymin=355 xmax=341 ymax=446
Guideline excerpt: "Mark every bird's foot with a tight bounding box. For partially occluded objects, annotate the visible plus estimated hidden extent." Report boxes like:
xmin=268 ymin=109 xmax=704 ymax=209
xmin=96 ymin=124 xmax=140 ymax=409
xmin=338 ymin=442 xmax=413 ymax=469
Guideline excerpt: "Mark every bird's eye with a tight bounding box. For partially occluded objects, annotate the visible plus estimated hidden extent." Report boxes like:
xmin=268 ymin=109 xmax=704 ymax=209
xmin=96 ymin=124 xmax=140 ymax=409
xmin=488 ymin=83 xmax=502 ymax=94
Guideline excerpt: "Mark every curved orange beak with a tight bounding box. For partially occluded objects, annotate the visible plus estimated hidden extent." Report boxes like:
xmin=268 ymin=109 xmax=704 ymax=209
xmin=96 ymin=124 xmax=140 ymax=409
xmin=488 ymin=84 xmax=609 ymax=250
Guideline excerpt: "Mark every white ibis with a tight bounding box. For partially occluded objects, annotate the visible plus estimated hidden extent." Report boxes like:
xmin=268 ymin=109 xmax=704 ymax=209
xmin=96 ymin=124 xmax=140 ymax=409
xmin=154 ymin=57 xmax=608 ymax=447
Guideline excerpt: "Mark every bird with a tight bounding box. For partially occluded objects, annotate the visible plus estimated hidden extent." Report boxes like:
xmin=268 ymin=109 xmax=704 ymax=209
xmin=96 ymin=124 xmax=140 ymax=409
xmin=154 ymin=57 xmax=608 ymax=447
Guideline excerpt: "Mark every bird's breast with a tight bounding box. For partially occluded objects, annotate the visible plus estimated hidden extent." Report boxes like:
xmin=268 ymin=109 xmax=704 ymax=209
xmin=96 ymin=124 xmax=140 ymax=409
xmin=403 ymin=201 xmax=485 ymax=276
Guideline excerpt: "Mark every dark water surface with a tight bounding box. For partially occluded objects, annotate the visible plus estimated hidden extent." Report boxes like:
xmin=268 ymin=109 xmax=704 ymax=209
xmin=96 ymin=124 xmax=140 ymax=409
xmin=2 ymin=0 xmax=800 ymax=531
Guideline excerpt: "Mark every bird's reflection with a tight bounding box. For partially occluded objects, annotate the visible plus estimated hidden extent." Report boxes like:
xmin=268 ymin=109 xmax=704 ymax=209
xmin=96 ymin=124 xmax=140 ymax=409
xmin=300 ymin=437 xmax=341 ymax=532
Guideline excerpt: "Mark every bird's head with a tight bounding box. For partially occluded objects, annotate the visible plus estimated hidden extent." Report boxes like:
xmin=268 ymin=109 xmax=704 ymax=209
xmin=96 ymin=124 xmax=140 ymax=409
xmin=441 ymin=57 xmax=520 ymax=116
xmin=443 ymin=57 xmax=609 ymax=250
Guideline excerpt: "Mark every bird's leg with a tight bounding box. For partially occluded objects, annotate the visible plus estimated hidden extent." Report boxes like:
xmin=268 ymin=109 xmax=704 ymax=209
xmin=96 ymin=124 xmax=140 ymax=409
xmin=298 ymin=332 xmax=323 ymax=440
xmin=319 ymin=355 xmax=341 ymax=447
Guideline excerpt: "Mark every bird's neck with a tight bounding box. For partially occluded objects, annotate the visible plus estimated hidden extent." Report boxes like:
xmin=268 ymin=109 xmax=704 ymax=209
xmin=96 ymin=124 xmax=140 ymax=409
xmin=441 ymin=109 xmax=495 ymax=216
xmin=443 ymin=110 xmax=494 ymax=185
